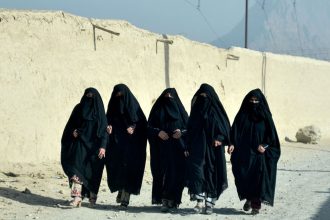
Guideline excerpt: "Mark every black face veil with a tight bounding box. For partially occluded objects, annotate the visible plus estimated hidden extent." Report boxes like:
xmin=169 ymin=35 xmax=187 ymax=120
xmin=233 ymin=89 xmax=279 ymax=148
xmin=148 ymin=88 xmax=188 ymax=129
xmin=80 ymin=87 xmax=108 ymax=137
xmin=106 ymin=84 xmax=141 ymax=124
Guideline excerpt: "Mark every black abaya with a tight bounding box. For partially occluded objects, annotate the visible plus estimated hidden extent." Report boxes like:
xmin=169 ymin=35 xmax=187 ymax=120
xmin=105 ymin=84 xmax=147 ymax=195
xmin=186 ymin=84 xmax=231 ymax=200
xmin=148 ymin=88 xmax=188 ymax=205
xmin=61 ymin=87 xmax=108 ymax=196
xmin=231 ymin=89 xmax=280 ymax=206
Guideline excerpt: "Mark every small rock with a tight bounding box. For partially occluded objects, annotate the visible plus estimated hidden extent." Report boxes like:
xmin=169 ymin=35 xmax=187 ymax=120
xmin=284 ymin=136 xmax=295 ymax=142
xmin=295 ymin=125 xmax=321 ymax=144
xmin=22 ymin=188 xmax=32 ymax=194
xmin=3 ymin=172 xmax=19 ymax=177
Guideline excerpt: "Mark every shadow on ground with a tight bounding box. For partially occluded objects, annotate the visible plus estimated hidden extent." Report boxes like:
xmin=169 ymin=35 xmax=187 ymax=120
xmin=311 ymin=189 xmax=330 ymax=220
xmin=0 ymin=187 xmax=66 ymax=208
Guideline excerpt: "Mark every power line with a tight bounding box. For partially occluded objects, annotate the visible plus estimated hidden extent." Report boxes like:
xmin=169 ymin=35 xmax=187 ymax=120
xmin=292 ymin=0 xmax=304 ymax=55
xmin=256 ymin=0 xmax=278 ymax=50
xmin=183 ymin=0 xmax=195 ymax=8
xmin=182 ymin=0 xmax=226 ymax=44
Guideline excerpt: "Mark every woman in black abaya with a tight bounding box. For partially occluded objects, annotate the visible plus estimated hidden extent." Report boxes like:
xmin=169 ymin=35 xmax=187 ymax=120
xmin=230 ymin=89 xmax=280 ymax=215
xmin=148 ymin=88 xmax=188 ymax=212
xmin=61 ymin=88 xmax=108 ymax=207
xmin=186 ymin=83 xmax=232 ymax=215
xmin=105 ymin=84 xmax=147 ymax=209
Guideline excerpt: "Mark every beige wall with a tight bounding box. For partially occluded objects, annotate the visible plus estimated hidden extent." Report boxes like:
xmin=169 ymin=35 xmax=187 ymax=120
xmin=1 ymin=10 xmax=329 ymax=163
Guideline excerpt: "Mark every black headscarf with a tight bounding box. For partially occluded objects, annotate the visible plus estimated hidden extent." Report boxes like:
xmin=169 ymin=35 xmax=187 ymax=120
xmin=231 ymin=88 xmax=280 ymax=206
xmin=188 ymin=83 xmax=231 ymax=146
xmin=61 ymin=87 xmax=107 ymax=146
xmin=81 ymin=88 xmax=108 ymax=137
xmin=231 ymin=89 xmax=280 ymax=151
xmin=148 ymin=88 xmax=188 ymax=131
xmin=106 ymin=84 xmax=140 ymax=124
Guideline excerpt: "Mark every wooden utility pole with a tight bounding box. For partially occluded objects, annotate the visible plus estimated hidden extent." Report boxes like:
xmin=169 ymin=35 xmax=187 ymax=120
xmin=245 ymin=0 xmax=248 ymax=48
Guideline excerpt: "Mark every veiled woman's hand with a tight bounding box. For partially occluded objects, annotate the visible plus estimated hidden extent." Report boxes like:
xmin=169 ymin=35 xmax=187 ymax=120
xmin=213 ymin=140 xmax=222 ymax=147
xmin=127 ymin=126 xmax=135 ymax=134
xmin=257 ymin=145 xmax=266 ymax=153
xmin=227 ymin=145 xmax=234 ymax=155
xmin=172 ymin=129 xmax=182 ymax=139
xmin=158 ymin=130 xmax=169 ymax=140
xmin=98 ymin=148 xmax=106 ymax=159
xmin=73 ymin=129 xmax=79 ymax=138
xmin=106 ymin=125 xmax=112 ymax=134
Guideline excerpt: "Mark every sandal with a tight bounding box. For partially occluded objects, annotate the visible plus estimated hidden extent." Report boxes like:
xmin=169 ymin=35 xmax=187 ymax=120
xmin=69 ymin=197 xmax=82 ymax=208
xmin=204 ymin=200 xmax=214 ymax=215
xmin=205 ymin=205 xmax=213 ymax=215
xmin=193 ymin=201 xmax=203 ymax=214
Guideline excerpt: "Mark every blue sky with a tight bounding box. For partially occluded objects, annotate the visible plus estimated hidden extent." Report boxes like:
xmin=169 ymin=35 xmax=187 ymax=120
xmin=0 ymin=0 xmax=258 ymax=43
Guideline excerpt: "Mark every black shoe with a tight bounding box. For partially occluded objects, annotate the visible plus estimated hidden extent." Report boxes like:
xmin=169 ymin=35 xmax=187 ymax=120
xmin=160 ymin=205 xmax=169 ymax=213
xmin=119 ymin=202 xmax=128 ymax=210
xmin=116 ymin=191 xmax=122 ymax=203
xmin=243 ymin=200 xmax=251 ymax=211
xmin=204 ymin=206 xmax=213 ymax=215
xmin=251 ymin=208 xmax=259 ymax=215
xmin=152 ymin=198 xmax=162 ymax=205
xmin=160 ymin=199 xmax=169 ymax=213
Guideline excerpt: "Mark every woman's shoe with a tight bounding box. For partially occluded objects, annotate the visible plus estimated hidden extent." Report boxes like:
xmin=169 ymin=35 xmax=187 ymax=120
xmin=89 ymin=193 xmax=97 ymax=208
xmin=243 ymin=200 xmax=251 ymax=211
xmin=160 ymin=199 xmax=169 ymax=213
xmin=193 ymin=201 xmax=203 ymax=214
xmin=69 ymin=197 xmax=82 ymax=208
xmin=116 ymin=191 xmax=122 ymax=203
xmin=251 ymin=208 xmax=259 ymax=215
xmin=204 ymin=205 xmax=213 ymax=215
xmin=119 ymin=202 xmax=128 ymax=210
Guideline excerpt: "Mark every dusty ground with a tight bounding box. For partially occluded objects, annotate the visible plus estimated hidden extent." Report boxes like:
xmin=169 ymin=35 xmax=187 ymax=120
xmin=1 ymin=142 xmax=330 ymax=220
